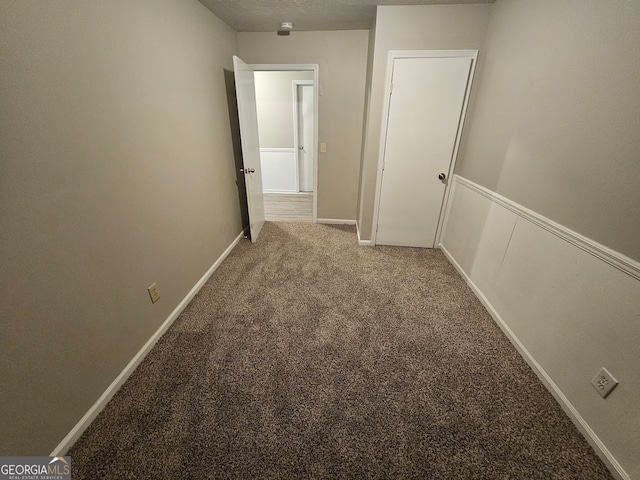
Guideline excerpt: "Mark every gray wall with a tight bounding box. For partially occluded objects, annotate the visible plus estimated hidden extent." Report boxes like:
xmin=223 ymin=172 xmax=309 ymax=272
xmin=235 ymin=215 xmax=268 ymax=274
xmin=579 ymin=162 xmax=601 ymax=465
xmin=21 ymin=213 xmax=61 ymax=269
xmin=0 ymin=0 xmax=241 ymax=454
xmin=357 ymin=4 xmax=492 ymax=239
xmin=456 ymin=0 xmax=640 ymax=262
xmin=239 ymin=31 xmax=369 ymax=221
xmin=254 ymin=71 xmax=314 ymax=148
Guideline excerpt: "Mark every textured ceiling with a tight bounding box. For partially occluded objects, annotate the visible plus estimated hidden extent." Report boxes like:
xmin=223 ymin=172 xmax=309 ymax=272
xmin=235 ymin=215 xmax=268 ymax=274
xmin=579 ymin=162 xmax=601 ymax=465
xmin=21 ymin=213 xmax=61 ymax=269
xmin=198 ymin=0 xmax=494 ymax=32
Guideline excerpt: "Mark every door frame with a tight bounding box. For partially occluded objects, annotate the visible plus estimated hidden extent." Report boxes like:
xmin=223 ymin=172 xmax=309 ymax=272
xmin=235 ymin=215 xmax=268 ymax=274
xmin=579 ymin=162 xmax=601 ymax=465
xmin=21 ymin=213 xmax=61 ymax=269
xmin=371 ymin=50 xmax=478 ymax=246
xmin=292 ymin=80 xmax=315 ymax=193
xmin=251 ymin=64 xmax=319 ymax=223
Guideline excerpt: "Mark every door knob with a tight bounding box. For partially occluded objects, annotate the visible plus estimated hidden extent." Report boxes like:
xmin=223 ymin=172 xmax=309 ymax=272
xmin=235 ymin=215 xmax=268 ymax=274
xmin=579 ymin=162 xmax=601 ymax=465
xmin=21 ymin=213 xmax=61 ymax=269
xmin=299 ymin=145 xmax=304 ymax=150
xmin=240 ymin=168 xmax=255 ymax=174
xmin=438 ymin=173 xmax=447 ymax=183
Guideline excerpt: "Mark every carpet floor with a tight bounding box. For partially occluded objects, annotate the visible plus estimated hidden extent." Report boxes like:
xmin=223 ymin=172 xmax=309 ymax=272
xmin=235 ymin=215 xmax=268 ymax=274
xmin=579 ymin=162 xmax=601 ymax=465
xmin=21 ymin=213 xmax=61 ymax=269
xmin=69 ymin=222 xmax=613 ymax=479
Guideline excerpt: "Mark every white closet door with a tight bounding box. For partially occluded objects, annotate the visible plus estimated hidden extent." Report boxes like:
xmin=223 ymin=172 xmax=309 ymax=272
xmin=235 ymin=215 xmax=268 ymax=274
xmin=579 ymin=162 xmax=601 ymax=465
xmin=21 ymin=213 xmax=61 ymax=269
xmin=377 ymin=56 xmax=472 ymax=248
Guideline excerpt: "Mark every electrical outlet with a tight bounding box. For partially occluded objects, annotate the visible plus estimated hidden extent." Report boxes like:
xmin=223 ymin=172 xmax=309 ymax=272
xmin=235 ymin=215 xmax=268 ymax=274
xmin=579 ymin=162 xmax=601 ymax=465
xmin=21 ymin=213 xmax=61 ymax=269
xmin=320 ymin=142 xmax=327 ymax=153
xmin=591 ymin=367 xmax=618 ymax=398
xmin=147 ymin=283 xmax=160 ymax=304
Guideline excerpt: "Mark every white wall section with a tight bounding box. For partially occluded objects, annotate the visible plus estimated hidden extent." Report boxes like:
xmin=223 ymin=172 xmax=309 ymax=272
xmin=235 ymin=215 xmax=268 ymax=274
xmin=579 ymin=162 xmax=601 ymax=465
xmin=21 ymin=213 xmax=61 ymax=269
xmin=254 ymin=70 xmax=314 ymax=148
xmin=260 ymin=148 xmax=298 ymax=192
xmin=441 ymin=175 xmax=640 ymax=480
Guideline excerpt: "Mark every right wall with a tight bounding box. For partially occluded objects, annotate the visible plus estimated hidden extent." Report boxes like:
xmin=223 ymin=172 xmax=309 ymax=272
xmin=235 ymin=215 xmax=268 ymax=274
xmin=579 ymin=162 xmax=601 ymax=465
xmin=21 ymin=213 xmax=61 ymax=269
xmin=442 ymin=1 xmax=640 ymax=478
xmin=456 ymin=0 xmax=640 ymax=261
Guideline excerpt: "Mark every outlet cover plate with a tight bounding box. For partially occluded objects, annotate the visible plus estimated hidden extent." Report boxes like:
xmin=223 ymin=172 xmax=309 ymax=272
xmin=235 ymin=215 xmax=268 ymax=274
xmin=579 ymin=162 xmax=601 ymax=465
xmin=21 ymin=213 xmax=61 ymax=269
xmin=148 ymin=283 xmax=160 ymax=304
xmin=591 ymin=367 xmax=618 ymax=399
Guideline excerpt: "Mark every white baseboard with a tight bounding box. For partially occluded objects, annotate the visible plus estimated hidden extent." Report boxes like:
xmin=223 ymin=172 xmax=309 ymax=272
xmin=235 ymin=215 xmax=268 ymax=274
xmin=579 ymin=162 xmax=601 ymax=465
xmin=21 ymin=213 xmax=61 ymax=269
xmin=317 ymin=218 xmax=356 ymax=225
xmin=439 ymin=244 xmax=629 ymax=480
xmin=355 ymin=222 xmax=372 ymax=246
xmin=50 ymin=230 xmax=246 ymax=456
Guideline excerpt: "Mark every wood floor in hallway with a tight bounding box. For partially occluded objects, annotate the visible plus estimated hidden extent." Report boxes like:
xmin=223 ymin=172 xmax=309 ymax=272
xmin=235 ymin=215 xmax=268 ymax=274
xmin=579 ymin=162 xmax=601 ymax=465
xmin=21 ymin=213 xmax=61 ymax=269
xmin=264 ymin=192 xmax=313 ymax=222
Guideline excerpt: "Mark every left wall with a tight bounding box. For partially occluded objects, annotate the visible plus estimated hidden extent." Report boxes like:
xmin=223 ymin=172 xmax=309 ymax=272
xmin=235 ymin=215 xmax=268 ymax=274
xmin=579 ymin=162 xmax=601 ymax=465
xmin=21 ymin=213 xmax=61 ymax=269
xmin=0 ymin=0 xmax=241 ymax=454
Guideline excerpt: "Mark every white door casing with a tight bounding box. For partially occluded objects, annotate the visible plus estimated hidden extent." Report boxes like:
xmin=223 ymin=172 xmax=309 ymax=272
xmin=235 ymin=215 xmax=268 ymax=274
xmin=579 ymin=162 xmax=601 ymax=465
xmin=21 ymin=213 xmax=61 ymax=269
xmin=374 ymin=51 xmax=477 ymax=248
xmin=297 ymin=83 xmax=315 ymax=192
xmin=233 ymin=56 xmax=265 ymax=242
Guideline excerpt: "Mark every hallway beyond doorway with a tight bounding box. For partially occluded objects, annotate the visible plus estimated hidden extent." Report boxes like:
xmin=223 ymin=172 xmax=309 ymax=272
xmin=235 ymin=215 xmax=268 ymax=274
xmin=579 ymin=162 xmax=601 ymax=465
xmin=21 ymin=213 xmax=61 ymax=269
xmin=264 ymin=192 xmax=313 ymax=222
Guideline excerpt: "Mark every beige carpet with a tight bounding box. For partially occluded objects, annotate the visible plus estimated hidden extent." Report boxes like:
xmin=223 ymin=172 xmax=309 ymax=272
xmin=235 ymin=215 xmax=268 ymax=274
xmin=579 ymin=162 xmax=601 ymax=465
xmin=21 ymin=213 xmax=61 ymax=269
xmin=69 ymin=222 xmax=613 ymax=479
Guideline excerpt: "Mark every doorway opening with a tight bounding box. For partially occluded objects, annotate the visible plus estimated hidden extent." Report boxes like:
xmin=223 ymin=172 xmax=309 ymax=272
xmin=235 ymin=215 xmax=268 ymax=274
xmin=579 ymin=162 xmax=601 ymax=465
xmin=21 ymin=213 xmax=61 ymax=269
xmin=252 ymin=66 xmax=318 ymax=223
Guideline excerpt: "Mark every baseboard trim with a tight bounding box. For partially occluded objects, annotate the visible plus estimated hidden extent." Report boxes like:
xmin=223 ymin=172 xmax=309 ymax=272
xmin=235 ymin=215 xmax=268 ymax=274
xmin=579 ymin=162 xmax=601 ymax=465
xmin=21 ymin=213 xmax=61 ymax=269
xmin=355 ymin=222 xmax=372 ymax=246
xmin=439 ymin=244 xmax=629 ymax=480
xmin=317 ymin=218 xmax=356 ymax=225
xmin=50 ymin=230 xmax=246 ymax=456
xmin=453 ymin=175 xmax=640 ymax=281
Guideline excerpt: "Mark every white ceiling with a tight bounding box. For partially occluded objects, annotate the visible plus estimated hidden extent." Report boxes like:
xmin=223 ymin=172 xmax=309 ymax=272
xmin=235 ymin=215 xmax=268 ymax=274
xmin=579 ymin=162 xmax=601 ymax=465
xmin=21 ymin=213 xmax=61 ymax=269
xmin=198 ymin=0 xmax=494 ymax=32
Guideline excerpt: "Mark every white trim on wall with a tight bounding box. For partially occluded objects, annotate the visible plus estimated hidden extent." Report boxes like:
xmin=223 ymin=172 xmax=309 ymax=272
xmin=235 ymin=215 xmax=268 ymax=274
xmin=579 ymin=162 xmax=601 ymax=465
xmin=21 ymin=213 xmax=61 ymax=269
xmin=356 ymin=222 xmax=372 ymax=246
xmin=50 ymin=229 xmax=246 ymax=456
xmin=450 ymin=175 xmax=640 ymax=281
xmin=371 ymin=50 xmax=479 ymax=246
xmin=251 ymin=64 xmax=319 ymax=223
xmin=292 ymin=80 xmax=315 ymax=194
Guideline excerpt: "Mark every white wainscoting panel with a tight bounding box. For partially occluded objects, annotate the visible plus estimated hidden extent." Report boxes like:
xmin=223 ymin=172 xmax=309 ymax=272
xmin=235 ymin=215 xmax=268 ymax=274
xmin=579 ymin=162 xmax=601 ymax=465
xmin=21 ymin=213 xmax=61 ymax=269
xmin=440 ymin=175 xmax=640 ymax=480
xmin=260 ymin=148 xmax=297 ymax=192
